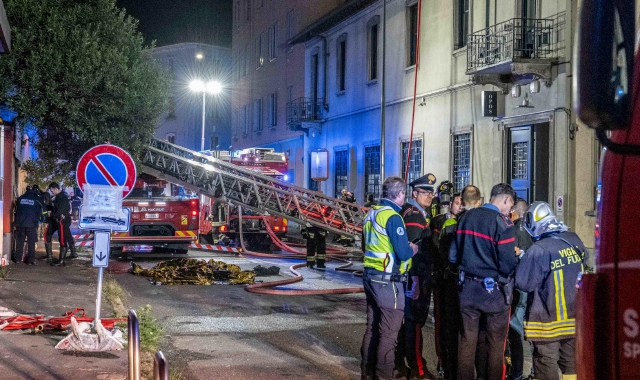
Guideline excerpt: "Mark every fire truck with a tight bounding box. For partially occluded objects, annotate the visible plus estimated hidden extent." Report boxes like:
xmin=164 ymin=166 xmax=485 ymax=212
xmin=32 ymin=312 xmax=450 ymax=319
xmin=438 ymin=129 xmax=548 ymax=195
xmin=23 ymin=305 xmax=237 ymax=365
xmin=111 ymin=174 xmax=200 ymax=253
xmin=198 ymin=147 xmax=289 ymax=249
xmin=574 ymin=0 xmax=639 ymax=378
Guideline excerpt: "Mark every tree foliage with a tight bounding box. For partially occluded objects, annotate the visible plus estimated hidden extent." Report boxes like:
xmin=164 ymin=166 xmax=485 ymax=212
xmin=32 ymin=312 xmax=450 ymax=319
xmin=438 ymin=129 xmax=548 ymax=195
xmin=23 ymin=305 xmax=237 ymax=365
xmin=0 ymin=0 xmax=169 ymax=184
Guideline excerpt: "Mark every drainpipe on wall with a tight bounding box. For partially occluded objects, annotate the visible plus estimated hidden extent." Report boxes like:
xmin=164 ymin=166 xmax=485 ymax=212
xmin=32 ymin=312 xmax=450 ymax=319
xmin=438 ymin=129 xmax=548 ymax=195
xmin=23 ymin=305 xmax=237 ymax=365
xmin=0 ymin=122 xmax=6 ymax=262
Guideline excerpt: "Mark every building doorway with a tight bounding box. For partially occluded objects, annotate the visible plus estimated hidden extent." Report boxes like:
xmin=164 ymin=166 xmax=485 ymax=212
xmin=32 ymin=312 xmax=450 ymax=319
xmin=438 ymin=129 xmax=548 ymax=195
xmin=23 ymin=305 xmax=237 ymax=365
xmin=508 ymin=123 xmax=549 ymax=204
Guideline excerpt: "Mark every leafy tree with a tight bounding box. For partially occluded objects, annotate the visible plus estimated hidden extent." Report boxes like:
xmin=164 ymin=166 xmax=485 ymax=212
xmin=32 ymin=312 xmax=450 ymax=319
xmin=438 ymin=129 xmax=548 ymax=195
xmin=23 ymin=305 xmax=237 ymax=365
xmin=0 ymin=0 xmax=169 ymax=184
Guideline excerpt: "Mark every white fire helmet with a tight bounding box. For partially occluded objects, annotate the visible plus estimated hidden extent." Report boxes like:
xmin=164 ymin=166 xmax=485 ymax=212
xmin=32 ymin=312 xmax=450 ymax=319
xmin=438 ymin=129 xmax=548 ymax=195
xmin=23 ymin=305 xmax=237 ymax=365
xmin=523 ymin=201 xmax=568 ymax=239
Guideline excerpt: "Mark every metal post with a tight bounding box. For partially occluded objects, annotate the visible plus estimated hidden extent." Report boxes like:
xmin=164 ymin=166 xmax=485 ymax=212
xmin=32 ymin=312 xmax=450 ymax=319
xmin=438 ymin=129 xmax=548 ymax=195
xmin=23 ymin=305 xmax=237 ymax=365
xmin=153 ymin=351 xmax=169 ymax=380
xmin=95 ymin=267 xmax=104 ymax=321
xmin=200 ymin=91 xmax=206 ymax=152
xmin=128 ymin=310 xmax=140 ymax=380
xmin=380 ymin=0 xmax=386 ymax=180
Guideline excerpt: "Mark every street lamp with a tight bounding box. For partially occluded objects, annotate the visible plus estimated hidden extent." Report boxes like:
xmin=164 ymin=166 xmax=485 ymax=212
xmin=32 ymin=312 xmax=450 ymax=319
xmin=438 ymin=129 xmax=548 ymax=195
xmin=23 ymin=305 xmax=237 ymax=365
xmin=190 ymin=80 xmax=223 ymax=151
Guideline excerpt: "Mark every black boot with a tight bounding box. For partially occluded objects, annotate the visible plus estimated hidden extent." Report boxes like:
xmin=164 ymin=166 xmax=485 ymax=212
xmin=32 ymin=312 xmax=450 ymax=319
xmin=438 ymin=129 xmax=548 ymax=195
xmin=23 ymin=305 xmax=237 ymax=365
xmin=45 ymin=243 xmax=53 ymax=263
xmin=68 ymin=244 xmax=78 ymax=259
xmin=51 ymin=247 xmax=67 ymax=266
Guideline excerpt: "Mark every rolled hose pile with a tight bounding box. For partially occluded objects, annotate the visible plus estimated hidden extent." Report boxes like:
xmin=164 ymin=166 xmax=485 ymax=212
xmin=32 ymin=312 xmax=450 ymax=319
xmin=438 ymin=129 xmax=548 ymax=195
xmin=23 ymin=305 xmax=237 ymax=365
xmin=130 ymin=258 xmax=256 ymax=285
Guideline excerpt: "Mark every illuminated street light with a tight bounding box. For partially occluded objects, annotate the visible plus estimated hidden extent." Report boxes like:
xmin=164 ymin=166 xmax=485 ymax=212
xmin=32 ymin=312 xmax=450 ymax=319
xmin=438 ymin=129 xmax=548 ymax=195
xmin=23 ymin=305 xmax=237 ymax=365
xmin=195 ymin=53 xmax=204 ymax=60
xmin=190 ymin=80 xmax=223 ymax=151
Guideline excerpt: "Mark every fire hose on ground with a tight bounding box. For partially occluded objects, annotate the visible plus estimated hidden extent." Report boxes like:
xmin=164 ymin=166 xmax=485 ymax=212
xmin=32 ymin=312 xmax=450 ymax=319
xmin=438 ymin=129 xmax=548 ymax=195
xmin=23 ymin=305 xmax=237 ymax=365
xmin=235 ymin=206 xmax=364 ymax=295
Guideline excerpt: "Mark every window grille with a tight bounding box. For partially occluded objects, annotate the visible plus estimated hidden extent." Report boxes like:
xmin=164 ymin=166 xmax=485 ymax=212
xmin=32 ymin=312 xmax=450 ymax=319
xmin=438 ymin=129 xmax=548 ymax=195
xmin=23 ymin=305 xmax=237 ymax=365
xmin=452 ymin=133 xmax=471 ymax=191
xmin=365 ymin=145 xmax=381 ymax=200
xmin=334 ymin=150 xmax=348 ymax=197
xmin=511 ymin=141 xmax=528 ymax=180
xmin=401 ymin=139 xmax=422 ymax=191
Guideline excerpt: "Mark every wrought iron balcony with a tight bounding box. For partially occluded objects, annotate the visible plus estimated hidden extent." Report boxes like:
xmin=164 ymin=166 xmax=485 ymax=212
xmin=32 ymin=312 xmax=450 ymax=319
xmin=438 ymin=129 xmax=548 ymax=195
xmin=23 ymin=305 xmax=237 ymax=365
xmin=286 ymin=97 xmax=324 ymax=125
xmin=466 ymin=18 xmax=556 ymax=76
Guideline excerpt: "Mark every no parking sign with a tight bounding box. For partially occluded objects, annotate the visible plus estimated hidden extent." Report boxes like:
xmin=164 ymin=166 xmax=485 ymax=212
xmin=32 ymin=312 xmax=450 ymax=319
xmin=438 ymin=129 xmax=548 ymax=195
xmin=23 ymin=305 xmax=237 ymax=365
xmin=76 ymin=144 xmax=137 ymax=198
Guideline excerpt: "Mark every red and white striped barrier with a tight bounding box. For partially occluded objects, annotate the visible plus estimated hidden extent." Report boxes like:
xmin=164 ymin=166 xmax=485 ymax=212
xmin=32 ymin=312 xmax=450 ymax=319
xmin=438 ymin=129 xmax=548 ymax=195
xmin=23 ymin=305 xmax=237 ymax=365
xmin=72 ymin=234 xmax=93 ymax=240
xmin=74 ymin=241 xmax=94 ymax=247
xmin=189 ymin=243 xmax=242 ymax=253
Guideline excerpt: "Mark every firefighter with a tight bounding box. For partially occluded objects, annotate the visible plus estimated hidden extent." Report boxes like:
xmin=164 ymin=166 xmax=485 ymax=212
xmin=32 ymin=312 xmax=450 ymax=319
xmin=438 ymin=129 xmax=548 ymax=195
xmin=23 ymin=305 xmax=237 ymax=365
xmin=301 ymin=224 xmax=327 ymax=269
xmin=361 ymin=176 xmax=418 ymax=380
xmin=449 ymin=183 xmax=517 ymax=380
xmin=12 ymin=186 xmax=43 ymax=265
xmin=48 ymin=182 xmax=76 ymax=266
xmin=515 ymin=202 xmax=585 ymax=380
xmin=430 ymin=191 xmax=462 ymax=379
xmin=395 ymin=173 xmax=437 ymax=379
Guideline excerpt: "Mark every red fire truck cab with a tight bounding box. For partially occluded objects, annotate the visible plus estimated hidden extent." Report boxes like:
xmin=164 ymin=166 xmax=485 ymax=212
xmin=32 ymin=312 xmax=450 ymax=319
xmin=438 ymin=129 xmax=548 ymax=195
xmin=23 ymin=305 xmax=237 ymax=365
xmin=113 ymin=175 xmax=199 ymax=253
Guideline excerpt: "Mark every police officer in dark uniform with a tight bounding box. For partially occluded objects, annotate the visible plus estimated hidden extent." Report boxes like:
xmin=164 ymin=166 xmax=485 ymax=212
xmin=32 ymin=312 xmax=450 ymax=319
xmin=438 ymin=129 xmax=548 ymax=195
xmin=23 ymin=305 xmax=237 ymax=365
xmin=361 ymin=176 xmax=418 ymax=380
xmin=301 ymin=224 xmax=327 ymax=269
xmin=42 ymin=184 xmax=58 ymax=263
xmin=395 ymin=173 xmax=437 ymax=379
xmin=13 ymin=186 xmax=43 ymax=265
xmin=430 ymin=191 xmax=462 ymax=379
xmin=48 ymin=182 xmax=76 ymax=266
xmin=449 ymin=183 xmax=517 ymax=380
xmin=515 ymin=202 xmax=585 ymax=380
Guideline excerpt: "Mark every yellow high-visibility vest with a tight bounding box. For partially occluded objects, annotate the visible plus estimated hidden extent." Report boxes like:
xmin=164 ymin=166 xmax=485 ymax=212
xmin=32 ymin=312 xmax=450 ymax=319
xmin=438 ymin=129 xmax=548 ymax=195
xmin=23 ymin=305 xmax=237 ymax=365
xmin=363 ymin=205 xmax=411 ymax=274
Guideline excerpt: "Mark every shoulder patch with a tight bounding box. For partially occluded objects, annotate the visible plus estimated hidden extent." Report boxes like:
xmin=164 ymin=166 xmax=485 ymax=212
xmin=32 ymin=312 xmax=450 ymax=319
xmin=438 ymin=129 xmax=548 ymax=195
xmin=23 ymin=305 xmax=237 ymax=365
xmin=397 ymin=227 xmax=405 ymax=236
xmin=501 ymin=214 xmax=514 ymax=227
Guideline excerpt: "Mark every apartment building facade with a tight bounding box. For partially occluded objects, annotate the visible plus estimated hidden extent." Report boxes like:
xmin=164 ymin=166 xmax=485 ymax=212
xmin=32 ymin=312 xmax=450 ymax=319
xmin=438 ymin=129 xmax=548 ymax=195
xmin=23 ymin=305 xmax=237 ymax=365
xmin=231 ymin=0 xmax=351 ymax=186
xmin=288 ymin=0 xmax=597 ymax=249
xmin=150 ymin=43 xmax=232 ymax=153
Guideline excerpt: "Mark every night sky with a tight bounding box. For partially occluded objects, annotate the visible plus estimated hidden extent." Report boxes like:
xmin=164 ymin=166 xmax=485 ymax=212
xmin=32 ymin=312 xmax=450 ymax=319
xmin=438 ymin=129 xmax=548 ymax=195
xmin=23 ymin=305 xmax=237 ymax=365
xmin=116 ymin=0 xmax=233 ymax=48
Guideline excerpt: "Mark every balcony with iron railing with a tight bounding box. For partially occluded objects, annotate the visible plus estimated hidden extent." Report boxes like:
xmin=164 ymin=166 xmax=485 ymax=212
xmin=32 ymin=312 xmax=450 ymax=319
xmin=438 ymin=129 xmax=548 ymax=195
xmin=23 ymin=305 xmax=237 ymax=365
xmin=286 ymin=97 xmax=324 ymax=134
xmin=466 ymin=18 xmax=558 ymax=83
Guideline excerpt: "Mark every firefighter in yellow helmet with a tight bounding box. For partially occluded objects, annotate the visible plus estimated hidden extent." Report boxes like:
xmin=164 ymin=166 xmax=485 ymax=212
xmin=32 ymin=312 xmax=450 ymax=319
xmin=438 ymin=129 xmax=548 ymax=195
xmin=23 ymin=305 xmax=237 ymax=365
xmin=360 ymin=176 xmax=418 ymax=380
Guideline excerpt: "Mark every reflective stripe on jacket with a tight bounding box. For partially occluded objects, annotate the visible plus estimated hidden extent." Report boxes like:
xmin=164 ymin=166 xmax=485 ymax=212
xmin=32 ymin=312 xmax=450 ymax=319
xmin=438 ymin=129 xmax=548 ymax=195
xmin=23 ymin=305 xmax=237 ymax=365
xmin=363 ymin=205 xmax=411 ymax=274
xmin=515 ymin=231 xmax=587 ymax=341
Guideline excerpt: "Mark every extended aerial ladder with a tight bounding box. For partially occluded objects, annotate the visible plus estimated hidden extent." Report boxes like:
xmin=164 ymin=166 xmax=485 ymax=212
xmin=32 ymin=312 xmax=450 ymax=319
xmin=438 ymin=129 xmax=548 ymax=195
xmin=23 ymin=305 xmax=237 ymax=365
xmin=139 ymin=138 xmax=367 ymax=241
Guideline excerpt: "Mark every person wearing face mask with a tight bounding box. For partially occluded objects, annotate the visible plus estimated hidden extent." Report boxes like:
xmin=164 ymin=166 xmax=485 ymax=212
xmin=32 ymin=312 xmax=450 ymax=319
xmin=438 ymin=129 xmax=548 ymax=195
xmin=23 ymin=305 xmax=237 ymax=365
xmin=449 ymin=183 xmax=518 ymax=380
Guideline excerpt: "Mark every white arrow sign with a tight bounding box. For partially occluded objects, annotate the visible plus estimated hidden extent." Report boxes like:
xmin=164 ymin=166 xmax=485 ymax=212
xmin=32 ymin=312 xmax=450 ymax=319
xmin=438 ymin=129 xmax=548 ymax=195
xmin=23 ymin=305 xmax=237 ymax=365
xmin=92 ymin=231 xmax=111 ymax=268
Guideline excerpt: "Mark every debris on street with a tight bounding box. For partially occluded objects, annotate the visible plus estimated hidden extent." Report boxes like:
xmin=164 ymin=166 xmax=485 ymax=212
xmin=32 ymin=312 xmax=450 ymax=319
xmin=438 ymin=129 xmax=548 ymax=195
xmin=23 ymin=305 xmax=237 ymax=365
xmin=55 ymin=317 xmax=125 ymax=351
xmin=130 ymin=258 xmax=256 ymax=285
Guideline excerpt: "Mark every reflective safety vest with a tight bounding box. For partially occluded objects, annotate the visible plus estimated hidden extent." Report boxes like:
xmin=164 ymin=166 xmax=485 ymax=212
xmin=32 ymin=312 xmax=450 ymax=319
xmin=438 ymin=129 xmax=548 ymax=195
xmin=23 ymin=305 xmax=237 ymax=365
xmin=363 ymin=205 xmax=412 ymax=274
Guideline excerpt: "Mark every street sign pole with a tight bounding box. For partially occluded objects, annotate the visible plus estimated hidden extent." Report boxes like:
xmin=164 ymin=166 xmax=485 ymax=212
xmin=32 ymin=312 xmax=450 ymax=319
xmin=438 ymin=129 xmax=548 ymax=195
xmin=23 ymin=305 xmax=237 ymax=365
xmin=96 ymin=267 xmax=104 ymax=322
xmin=92 ymin=230 xmax=111 ymax=321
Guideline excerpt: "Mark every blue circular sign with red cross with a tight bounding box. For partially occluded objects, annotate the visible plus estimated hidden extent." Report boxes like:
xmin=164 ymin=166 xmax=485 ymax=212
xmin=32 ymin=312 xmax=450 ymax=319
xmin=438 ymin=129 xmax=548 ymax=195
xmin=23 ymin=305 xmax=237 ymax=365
xmin=76 ymin=144 xmax=137 ymax=198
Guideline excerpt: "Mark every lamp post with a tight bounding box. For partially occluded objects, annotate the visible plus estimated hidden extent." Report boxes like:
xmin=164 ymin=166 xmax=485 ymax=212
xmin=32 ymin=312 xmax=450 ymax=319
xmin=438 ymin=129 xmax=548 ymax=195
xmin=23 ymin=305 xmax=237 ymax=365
xmin=189 ymin=80 xmax=223 ymax=151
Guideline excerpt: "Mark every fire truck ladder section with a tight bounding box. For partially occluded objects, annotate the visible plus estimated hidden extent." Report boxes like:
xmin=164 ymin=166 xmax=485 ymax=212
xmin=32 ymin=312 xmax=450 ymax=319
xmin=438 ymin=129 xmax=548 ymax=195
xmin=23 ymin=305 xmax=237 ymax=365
xmin=140 ymin=138 xmax=367 ymax=240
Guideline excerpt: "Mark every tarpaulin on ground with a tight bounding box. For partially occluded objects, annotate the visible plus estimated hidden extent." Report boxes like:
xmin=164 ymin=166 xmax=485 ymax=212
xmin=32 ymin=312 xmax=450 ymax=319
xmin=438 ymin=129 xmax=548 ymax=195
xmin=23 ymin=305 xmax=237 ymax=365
xmin=129 ymin=258 xmax=256 ymax=285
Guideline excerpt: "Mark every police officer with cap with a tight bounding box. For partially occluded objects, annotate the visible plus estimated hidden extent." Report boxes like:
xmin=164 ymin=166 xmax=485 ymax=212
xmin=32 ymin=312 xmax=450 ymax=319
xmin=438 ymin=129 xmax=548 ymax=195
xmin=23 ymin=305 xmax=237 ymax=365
xmin=361 ymin=176 xmax=418 ymax=380
xmin=394 ymin=173 xmax=437 ymax=379
xmin=449 ymin=183 xmax=517 ymax=380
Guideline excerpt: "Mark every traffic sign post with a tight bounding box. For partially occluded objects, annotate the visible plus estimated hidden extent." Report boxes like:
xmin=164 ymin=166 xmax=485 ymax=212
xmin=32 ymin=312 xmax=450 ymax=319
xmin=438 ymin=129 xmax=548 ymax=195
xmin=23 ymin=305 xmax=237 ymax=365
xmin=76 ymin=144 xmax=136 ymax=323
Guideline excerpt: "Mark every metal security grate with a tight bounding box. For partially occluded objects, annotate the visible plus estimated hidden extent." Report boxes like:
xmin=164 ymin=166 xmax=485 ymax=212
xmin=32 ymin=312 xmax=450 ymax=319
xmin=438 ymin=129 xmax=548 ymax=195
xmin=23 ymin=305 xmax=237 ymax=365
xmin=511 ymin=141 xmax=529 ymax=180
xmin=453 ymin=133 xmax=471 ymax=192
xmin=334 ymin=150 xmax=348 ymax=197
xmin=402 ymin=140 xmax=422 ymax=192
xmin=364 ymin=145 xmax=381 ymax=200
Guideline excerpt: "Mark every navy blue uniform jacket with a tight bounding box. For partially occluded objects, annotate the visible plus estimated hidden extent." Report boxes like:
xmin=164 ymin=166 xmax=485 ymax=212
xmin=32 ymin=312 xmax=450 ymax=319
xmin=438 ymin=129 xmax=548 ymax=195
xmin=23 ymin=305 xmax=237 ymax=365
xmin=449 ymin=204 xmax=517 ymax=279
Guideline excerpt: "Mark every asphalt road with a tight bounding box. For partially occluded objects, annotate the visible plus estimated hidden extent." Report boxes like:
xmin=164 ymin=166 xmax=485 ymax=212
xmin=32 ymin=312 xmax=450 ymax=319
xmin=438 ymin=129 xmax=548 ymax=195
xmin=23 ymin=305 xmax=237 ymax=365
xmin=0 ymin=244 xmax=471 ymax=380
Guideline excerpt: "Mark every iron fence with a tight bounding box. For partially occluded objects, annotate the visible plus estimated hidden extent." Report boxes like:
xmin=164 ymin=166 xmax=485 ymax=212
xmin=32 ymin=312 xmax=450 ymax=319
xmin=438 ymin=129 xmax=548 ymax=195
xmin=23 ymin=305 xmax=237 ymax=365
xmin=467 ymin=18 xmax=555 ymax=73
xmin=286 ymin=97 xmax=323 ymax=124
